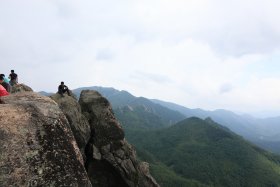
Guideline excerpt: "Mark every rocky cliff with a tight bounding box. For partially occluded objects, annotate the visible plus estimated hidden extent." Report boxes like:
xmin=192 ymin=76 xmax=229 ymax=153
xmin=0 ymin=92 xmax=91 ymax=187
xmin=50 ymin=94 xmax=91 ymax=160
xmin=52 ymin=90 xmax=159 ymax=187
xmin=0 ymin=86 xmax=158 ymax=186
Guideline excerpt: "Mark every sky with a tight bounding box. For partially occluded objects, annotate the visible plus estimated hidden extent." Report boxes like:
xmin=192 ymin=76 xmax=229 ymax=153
xmin=1 ymin=0 xmax=280 ymax=117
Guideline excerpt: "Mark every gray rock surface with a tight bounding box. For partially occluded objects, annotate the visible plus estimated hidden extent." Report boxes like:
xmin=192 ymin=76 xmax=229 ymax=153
xmin=11 ymin=83 xmax=33 ymax=93
xmin=79 ymin=90 xmax=159 ymax=187
xmin=79 ymin=90 xmax=125 ymax=147
xmin=0 ymin=92 xmax=92 ymax=187
xmin=0 ymin=85 xmax=158 ymax=187
xmin=50 ymin=93 xmax=91 ymax=158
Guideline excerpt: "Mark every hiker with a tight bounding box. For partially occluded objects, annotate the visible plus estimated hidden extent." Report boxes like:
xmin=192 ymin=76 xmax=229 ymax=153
xmin=0 ymin=84 xmax=9 ymax=97
xmin=58 ymin=82 xmax=71 ymax=96
xmin=0 ymin=74 xmax=10 ymax=84
xmin=0 ymin=76 xmax=11 ymax=92
xmin=9 ymin=70 xmax=18 ymax=86
xmin=0 ymin=84 xmax=9 ymax=104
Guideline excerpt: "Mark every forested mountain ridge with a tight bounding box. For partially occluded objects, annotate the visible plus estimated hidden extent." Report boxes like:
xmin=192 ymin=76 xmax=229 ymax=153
xmin=152 ymin=99 xmax=280 ymax=153
xmin=72 ymin=86 xmax=186 ymax=130
xmin=127 ymin=117 xmax=280 ymax=187
xmin=39 ymin=86 xmax=280 ymax=186
xmin=40 ymin=86 xmax=280 ymax=153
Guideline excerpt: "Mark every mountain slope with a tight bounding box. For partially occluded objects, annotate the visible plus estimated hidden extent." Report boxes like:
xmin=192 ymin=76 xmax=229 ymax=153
xmin=151 ymin=99 xmax=280 ymax=153
xmin=72 ymin=86 xmax=186 ymax=130
xmin=42 ymin=86 xmax=280 ymax=153
xmin=73 ymin=86 xmax=136 ymax=107
xmin=127 ymin=117 xmax=280 ymax=187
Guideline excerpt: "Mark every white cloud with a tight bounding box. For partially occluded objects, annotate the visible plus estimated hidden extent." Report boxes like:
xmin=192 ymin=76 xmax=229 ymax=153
xmin=1 ymin=0 xmax=280 ymax=116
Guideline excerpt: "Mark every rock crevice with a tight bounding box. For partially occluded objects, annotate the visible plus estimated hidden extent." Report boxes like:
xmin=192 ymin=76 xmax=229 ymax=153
xmin=52 ymin=90 xmax=159 ymax=186
xmin=0 ymin=86 xmax=158 ymax=186
xmin=78 ymin=90 xmax=159 ymax=187
xmin=0 ymin=92 xmax=91 ymax=187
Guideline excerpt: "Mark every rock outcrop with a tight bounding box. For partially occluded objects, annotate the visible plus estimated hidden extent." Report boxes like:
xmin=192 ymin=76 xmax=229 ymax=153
xmin=0 ymin=92 xmax=92 ymax=187
xmin=11 ymin=83 xmax=33 ymax=94
xmin=49 ymin=90 xmax=159 ymax=186
xmin=50 ymin=94 xmax=91 ymax=159
xmin=79 ymin=90 xmax=125 ymax=147
xmin=79 ymin=90 xmax=159 ymax=187
xmin=0 ymin=85 xmax=158 ymax=187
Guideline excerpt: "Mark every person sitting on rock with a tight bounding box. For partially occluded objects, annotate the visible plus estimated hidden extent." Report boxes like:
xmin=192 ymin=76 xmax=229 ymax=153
xmin=9 ymin=70 xmax=18 ymax=86
xmin=58 ymin=81 xmax=71 ymax=96
xmin=0 ymin=76 xmax=11 ymax=92
xmin=0 ymin=74 xmax=10 ymax=84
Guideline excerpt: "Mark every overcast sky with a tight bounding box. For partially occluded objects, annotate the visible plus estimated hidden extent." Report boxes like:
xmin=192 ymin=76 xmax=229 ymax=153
xmin=1 ymin=0 xmax=280 ymax=117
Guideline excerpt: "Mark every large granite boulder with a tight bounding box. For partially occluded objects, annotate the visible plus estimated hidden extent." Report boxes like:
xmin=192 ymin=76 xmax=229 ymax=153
xmin=0 ymin=84 xmax=158 ymax=187
xmin=79 ymin=90 xmax=125 ymax=147
xmin=50 ymin=93 xmax=91 ymax=158
xmin=0 ymin=92 xmax=92 ymax=187
xmin=79 ymin=90 xmax=159 ymax=187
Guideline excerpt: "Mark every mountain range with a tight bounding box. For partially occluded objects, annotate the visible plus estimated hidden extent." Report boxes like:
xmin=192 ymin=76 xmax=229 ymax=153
xmin=39 ymin=86 xmax=280 ymax=154
xmin=151 ymin=99 xmax=280 ymax=154
xmin=39 ymin=86 xmax=280 ymax=186
xmin=73 ymin=87 xmax=186 ymax=129
xmin=128 ymin=117 xmax=280 ymax=186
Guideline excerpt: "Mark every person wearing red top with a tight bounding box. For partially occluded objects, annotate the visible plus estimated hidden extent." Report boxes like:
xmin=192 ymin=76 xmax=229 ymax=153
xmin=0 ymin=84 xmax=9 ymax=96
xmin=0 ymin=76 xmax=11 ymax=92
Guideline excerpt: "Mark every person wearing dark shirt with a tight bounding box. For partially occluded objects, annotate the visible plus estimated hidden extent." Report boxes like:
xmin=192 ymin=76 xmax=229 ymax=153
xmin=58 ymin=81 xmax=71 ymax=96
xmin=0 ymin=76 xmax=11 ymax=92
xmin=9 ymin=70 xmax=18 ymax=86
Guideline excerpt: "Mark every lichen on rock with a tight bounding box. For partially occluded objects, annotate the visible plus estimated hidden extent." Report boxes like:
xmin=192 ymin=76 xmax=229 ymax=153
xmin=79 ymin=90 xmax=159 ymax=187
xmin=10 ymin=83 xmax=33 ymax=94
xmin=0 ymin=85 xmax=158 ymax=187
xmin=50 ymin=93 xmax=91 ymax=159
xmin=0 ymin=92 xmax=92 ymax=187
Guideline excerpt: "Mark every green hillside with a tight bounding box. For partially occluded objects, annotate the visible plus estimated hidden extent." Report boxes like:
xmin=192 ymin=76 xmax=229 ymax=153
xmin=114 ymin=106 xmax=167 ymax=130
xmin=127 ymin=117 xmax=280 ymax=187
xmin=72 ymin=86 xmax=186 ymax=130
xmin=152 ymin=99 xmax=280 ymax=153
xmin=42 ymin=86 xmax=280 ymax=153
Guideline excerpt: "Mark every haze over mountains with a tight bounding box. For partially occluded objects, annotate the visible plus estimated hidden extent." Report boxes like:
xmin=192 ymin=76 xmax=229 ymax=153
xmin=3 ymin=0 xmax=280 ymax=186
xmin=39 ymin=85 xmax=280 ymax=186
xmin=152 ymin=99 xmax=280 ymax=154
xmin=128 ymin=117 xmax=280 ymax=186
xmin=40 ymin=86 xmax=280 ymax=154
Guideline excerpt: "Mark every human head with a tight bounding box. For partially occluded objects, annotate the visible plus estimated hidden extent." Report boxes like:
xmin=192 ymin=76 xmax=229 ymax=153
xmin=11 ymin=70 xmax=14 ymax=73
xmin=61 ymin=81 xmax=64 ymax=85
xmin=0 ymin=74 xmax=4 ymax=77
xmin=0 ymin=76 xmax=4 ymax=83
